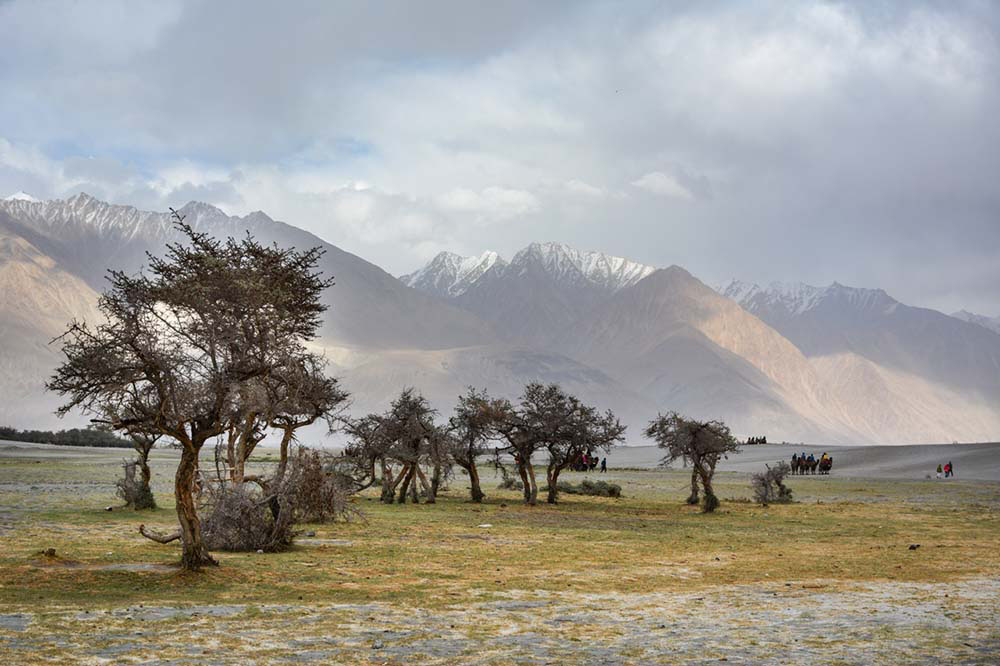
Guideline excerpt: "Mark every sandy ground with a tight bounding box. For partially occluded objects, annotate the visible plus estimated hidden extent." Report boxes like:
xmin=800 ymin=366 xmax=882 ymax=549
xmin=604 ymin=443 xmax=1000 ymax=482
xmin=5 ymin=439 xmax=1000 ymax=481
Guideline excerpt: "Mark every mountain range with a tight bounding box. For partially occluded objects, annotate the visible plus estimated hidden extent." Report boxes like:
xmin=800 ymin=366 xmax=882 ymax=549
xmin=1 ymin=192 xmax=998 ymax=445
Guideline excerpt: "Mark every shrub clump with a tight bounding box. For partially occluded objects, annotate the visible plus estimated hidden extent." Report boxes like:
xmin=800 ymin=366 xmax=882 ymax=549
xmin=288 ymin=447 xmax=359 ymax=524
xmin=554 ymin=479 xmax=622 ymax=498
xmin=750 ymin=461 xmax=793 ymax=506
xmin=115 ymin=460 xmax=156 ymax=510
xmin=498 ymin=476 xmax=524 ymax=491
xmin=201 ymin=447 xmax=360 ymax=553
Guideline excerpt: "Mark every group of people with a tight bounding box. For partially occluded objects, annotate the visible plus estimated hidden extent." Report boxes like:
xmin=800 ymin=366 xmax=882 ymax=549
xmin=935 ymin=461 xmax=956 ymax=479
xmin=791 ymin=451 xmax=833 ymax=474
xmin=571 ymin=453 xmax=608 ymax=473
xmin=746 ymin=435 xmax=768 ymax=445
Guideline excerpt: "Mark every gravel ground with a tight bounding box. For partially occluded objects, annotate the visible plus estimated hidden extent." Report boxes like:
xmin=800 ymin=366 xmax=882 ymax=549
xmin=1 ymin=578 xmax=998 ymax=664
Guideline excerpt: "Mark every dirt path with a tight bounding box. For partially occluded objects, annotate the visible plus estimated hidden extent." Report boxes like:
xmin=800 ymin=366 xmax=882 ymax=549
xmin=2 ymin=578 xmax=997 ymax=664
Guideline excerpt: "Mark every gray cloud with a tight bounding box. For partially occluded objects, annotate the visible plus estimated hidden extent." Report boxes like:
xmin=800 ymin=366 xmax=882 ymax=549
xmin=0 ymin=0 xmax=998 ymax=313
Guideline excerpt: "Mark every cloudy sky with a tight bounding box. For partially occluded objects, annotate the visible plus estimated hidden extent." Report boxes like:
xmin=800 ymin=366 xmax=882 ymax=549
xmin=1 ymin=0 xmax=998 ymax=314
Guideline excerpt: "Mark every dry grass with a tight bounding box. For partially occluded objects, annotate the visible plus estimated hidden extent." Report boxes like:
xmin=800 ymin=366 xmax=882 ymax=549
xmin=1 ymin=450 xmax=998 ymax=609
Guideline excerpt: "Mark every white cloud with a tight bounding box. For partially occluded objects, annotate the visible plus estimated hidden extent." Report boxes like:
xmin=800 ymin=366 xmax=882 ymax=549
xmin=1 ymin=2 xmax=999 ymax=311
xmin=564 ymin=179 xmax=606 ymax=198
xmin=436 ymin=186 xmax=539 ymax=221
xmin=630 ymin=172 xmax=694 ymax=200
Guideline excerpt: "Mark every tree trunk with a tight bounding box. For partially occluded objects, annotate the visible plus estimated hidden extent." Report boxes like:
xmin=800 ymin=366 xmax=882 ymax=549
xmin=517 ymin=460 xmax=531 ymax=504
xmin=138 ymin=450 xmax=153 ymax=496
xmin=397 ymin=464 xmax=417 ymax=504
xmin=225 ymin=429 xmax=238 ymax=484
xmin=415 ymin=465 xmax=433 ymax=502
xmin=687 ymin=467 xmax=700 ymax=505
xmin=274 ymin=426 xmax=295 ymax=484
xmin=428 ymin=465 xmax=441 ymax=504
xmin=525 ymin=460 xmax=538 ymax=506
xmin=698 ymin=465 xmax=719 ymax=513
xmin=380 ymin=459 xmax=397 ymax=504
xmin=175 ymin=440 xmax=217 ymax=570
xmin=468 ymin=462 xmax=484 ymax=503
xmin=546 ymin=464 xmax=561 ymax=504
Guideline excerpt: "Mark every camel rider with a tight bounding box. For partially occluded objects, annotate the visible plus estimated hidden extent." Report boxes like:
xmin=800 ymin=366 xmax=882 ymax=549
xmin=821 ymin=452 xmax=829 ymax=463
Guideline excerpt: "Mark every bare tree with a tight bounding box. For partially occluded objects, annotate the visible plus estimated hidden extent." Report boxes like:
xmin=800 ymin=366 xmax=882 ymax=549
xmin=380 ymin=389 xmax=443 ymax=504
xmin=543 ymin=400 xmax=625 ymax=504
xmin=446 ymin=388 xmax=501 ymax=503
xmin=267 ymin=354 xmax=349 ymax=484
xmin=340 ymin=414 xmax=395 ymax=502
xmin=644 ymin=412 xmax=740 ymax=513
xmin=48 ymin=212 xmax=335 ymax=570
xmin=484 ymin=383 xmax=589 ymax=506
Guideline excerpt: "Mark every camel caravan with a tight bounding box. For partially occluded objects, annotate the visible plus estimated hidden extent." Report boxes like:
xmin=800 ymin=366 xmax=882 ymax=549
xmin=791 ymin=452 xmax=833 ymax=475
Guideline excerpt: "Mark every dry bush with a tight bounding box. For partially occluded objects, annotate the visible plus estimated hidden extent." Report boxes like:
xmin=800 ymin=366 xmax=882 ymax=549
xmin=554 ymin=479 xmax=622 ymax=498
xmin=286 ymin=447 xmax=361 ymax=524
xmin=115 ymin=460 xmax=156 ymax=510
xmin=201 ymin=483 xmax=295 ymax=553
xmin=751 ymin=461 xmax=793 ymax=506
xmin=199 ymin=446 xmax=362 ymax=552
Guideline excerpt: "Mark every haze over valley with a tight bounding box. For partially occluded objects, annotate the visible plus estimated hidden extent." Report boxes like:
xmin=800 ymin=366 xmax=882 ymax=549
xmin=3 ymin=192 xmax=998 ymax=445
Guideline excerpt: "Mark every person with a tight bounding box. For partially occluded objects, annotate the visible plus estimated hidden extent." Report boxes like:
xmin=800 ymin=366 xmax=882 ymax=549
xmin=600 ymin=457 xmax=607 ymax=473
xmin=936 ymin=463 xmax=943 ymax=479
xmin=945 ymin=461 xmax=954 ymax=478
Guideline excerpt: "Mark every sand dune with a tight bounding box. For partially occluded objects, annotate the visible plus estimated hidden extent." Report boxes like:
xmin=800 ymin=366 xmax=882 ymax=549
xmin=606 ymin=442 xmax=1000 ymax=482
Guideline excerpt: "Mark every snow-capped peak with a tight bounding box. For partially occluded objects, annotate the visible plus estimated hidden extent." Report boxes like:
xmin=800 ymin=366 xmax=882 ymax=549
xmin=3 ymin=191 xmax=40 ymax=202
xmin=721 ymin=279 xmax=897 ymax=316
xmin=511 ymin=241 xmax=656 ymax=292
xmin=401 ymin=242 xmax=656 ymax=299
xmin=400 ymin=250 xmax=506 ymax=298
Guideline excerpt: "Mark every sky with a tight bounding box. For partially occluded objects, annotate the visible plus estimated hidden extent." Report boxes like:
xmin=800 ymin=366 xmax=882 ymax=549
xmin=1 ymin=0 xmax=998 ymax=315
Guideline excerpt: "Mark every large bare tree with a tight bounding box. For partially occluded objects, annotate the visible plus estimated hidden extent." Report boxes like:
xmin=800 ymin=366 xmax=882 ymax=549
xmin=48 ymin=212 xmax=335 ymax=570
xmin=543 ymin=400 xmax=625 ymax=504
xmin=446 ymin=388 xmax=502 ymax=503
xmin=643 ymin=412 xmax=740 ymax=512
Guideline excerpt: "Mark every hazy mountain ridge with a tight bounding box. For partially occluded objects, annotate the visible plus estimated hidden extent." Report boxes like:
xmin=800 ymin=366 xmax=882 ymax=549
xmin=1 ymin=193 xmax=997 ymax=444
xmin=952 ymin=309 xmax=1000 ymax=335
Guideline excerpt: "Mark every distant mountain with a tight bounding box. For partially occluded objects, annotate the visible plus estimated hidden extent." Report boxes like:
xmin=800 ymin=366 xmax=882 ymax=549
xmin=560 ymin=268 xmax=859 ymax=442
xmin=3 ymin=191 xmax=40 ymax=203
xmin=1 ymin=193 xmax=998 ymax=444
xmin=952 ymin=310 xmax=1000 ymax=336
xmin=0 ymin=194 xmax=494 ymax=352
xmin=403 ymin=242 xmax=656 ymax=346
xmin=0 ymin=217 xmax=101 ymax=427
xmin=721 ymin=280 xmax=1000 ymax=442
xmin=400 ymin=250 xmax=506 ymax=298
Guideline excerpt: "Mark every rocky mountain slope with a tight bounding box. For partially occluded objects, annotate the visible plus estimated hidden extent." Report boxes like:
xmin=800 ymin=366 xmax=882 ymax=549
xmin=0 ymin=213 xmax=102 ymax=427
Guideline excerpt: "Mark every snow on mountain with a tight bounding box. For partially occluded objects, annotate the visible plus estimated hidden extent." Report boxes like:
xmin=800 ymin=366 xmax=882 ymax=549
xmin=3 ymin=191 xmax=40 ymax=202
xmin=400 ymin=250 xmax=505 ymax=298
xmin=402 ymin=241 xmax=656 ymax=301
xmin=508 ymin=242 xmax=655 ymax=292
xmin=720 ymin=280 xmax=896 ymax=316
xmin=951 ymin=310 xmax=1000 ymax=336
